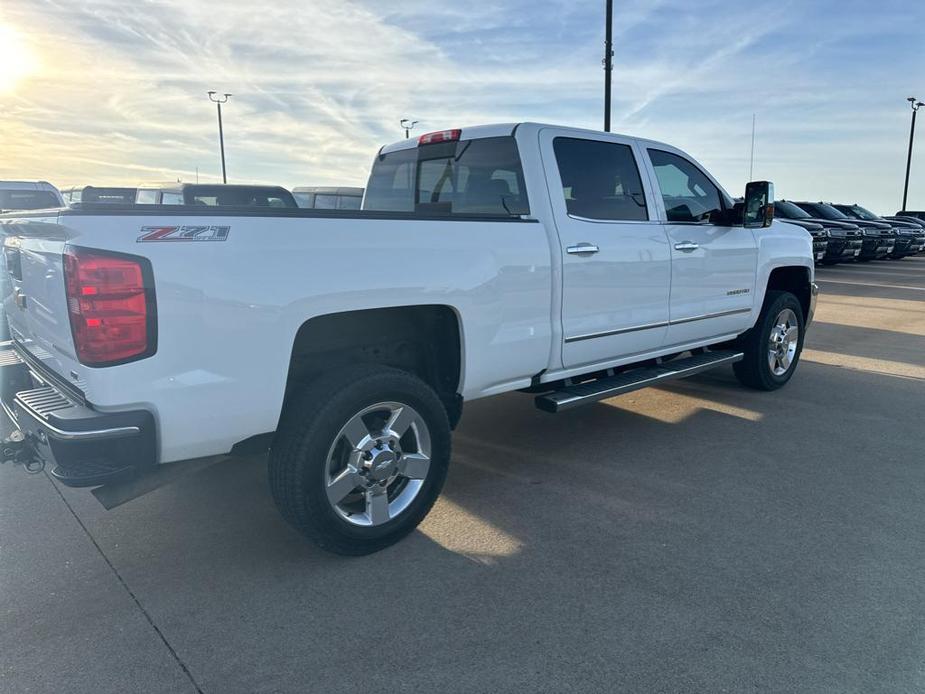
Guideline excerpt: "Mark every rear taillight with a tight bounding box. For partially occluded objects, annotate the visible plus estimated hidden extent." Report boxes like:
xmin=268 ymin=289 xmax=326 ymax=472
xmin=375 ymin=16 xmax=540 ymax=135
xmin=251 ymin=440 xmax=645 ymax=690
xmin=63 ymin=248 xmax=155 ymax=366
xmin=418 ymin=129 xmax=461 ymax=145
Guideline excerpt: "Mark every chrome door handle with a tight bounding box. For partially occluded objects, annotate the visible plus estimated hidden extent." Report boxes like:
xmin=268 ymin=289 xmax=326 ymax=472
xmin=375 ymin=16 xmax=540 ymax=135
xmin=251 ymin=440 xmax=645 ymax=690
xmin=566 ymin=243 xmax=600 ymax=255
xmin=674 ymin=241 xmax=699 ymax=252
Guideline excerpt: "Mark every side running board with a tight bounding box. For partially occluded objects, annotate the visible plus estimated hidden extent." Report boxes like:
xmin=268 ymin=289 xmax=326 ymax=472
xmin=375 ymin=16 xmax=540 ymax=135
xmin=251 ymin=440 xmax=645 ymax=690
xmin=535 ymin=350 xmax=744 ymax=414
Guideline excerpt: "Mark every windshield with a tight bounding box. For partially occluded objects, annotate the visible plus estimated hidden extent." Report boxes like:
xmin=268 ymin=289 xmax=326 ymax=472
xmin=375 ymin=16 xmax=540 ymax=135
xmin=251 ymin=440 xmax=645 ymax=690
xmin=364 ymin=136 xmax=529 ymax=216
xmin=775 ymin=201 xmax=812 ymax=219
xmin=797 ymin=202 xmax=848 ymax=220
xmin=0 ymin=190 xmax=60 ymax=210
xmin=843 ymin=205 xmax=880 ymax=221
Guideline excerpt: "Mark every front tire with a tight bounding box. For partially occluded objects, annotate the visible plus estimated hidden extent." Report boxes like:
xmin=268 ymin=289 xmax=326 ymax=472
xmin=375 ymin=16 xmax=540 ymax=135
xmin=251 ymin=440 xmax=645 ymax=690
xmin=269 ymin=365 xmax=451 ymax=555
xmin=733 ymin=290 xmax=805 ymax=391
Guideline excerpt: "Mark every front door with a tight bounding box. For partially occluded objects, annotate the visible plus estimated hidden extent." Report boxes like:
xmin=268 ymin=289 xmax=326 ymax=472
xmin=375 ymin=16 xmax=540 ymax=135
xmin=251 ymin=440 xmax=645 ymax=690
xmin=541 ymin=130 xmax=672 ymax=369
xmin=645 ymin=148 xmax=758 ymax=347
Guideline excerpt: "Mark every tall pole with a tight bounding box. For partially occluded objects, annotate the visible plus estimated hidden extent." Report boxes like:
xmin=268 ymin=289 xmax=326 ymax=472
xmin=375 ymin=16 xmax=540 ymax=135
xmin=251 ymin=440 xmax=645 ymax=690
xmin=216 ymin=102 xmax=226 ymax=184
xmin=208 ymin=91 xmax=232 ymax=184
xmin=903 ymin=97 xmax=923 ymax=211
xmin=603 ymin=0 xmax=614 ymax=132
xmin=749 ymin=113 xmax=756 ymax=181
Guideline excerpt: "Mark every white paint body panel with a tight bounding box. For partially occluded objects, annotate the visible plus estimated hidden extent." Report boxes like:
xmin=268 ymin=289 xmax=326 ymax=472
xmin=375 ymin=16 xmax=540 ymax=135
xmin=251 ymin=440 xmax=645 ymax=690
xmin=0 ymin=123 xmax=814 ymax=465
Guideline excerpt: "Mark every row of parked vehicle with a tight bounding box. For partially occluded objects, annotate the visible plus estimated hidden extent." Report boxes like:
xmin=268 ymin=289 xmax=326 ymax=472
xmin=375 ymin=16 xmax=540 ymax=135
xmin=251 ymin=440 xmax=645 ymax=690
xmin=774 ymin=200 xmax=925 ymax=264
xmin=2 ymin=183 xmax=924 ymax=269
xmin=0 ymin=181 xmax=366 ymax=212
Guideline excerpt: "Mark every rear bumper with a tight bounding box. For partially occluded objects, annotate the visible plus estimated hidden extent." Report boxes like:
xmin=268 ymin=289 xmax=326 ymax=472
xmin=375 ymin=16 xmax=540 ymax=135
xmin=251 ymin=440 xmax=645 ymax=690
xmin=1 ymin=342 xmax=156 ymax=487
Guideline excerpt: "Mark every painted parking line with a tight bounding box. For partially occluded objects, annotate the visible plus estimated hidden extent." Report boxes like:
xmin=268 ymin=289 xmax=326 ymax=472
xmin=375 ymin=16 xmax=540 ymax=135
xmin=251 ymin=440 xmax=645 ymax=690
xmin=816 ymin=279 xmax=925 ymax=292
xmin=802 ymin=349 xmax=925 ymax=380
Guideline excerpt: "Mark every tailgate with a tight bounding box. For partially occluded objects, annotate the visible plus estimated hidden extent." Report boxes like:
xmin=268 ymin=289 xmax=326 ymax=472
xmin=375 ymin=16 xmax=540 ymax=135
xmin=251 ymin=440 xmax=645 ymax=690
xmin=2 ymin=214 xmax=80 ymax=381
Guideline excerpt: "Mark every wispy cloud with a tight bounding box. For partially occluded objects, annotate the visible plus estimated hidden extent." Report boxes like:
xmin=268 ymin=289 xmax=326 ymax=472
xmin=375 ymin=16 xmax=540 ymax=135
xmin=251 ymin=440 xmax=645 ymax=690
xmin=0 ymin=0 xmax=923 ymax=211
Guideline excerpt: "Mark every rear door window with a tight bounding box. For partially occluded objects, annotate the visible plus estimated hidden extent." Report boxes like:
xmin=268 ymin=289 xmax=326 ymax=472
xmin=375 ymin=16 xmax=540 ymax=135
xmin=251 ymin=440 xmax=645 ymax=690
xmin=552 ymin=138 xmax=648 ymax=221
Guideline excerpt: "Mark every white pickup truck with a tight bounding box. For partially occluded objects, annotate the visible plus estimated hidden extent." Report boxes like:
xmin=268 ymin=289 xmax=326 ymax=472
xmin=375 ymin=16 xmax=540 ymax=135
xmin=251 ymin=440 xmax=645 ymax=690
xmin=1 ymin=123 xmax=816 ymax=554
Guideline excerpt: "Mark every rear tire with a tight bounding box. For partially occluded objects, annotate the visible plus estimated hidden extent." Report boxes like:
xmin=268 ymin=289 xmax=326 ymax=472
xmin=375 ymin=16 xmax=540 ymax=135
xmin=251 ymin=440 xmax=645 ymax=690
xmin=733 ymin=290 xmax=805 ymax=391
xmin=269 ymin=365 xmax=451 ymax=555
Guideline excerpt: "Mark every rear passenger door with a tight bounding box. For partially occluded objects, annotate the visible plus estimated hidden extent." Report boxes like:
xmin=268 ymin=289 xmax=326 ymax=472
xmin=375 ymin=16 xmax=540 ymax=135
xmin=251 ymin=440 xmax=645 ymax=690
xmin=645 ymin=148 xmax=758 ymax=346
xmin=541 ymin=130 xmax=672 ymax=369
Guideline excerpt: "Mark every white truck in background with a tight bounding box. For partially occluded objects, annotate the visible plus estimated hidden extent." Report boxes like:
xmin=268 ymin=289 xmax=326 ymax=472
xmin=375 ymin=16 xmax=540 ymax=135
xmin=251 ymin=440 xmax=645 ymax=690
xmin=0 ymin=123 xmax=816 ymax=554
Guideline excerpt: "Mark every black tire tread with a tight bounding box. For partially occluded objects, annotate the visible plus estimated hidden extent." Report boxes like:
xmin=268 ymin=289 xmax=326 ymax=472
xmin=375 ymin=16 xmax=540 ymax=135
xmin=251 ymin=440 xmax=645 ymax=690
xmin=269 ymin=365 xmax=450 ymax=555
xmin=732 ymin=290 xmax=805 ymax=391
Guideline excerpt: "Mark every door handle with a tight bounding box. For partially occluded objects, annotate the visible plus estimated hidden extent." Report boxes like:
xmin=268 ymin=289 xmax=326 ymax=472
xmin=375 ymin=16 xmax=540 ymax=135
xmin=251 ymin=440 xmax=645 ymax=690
xmin=674 ymin=241 xmax=699 ymax=252
xmin=566 ymin=243 xmax=600 ymax=255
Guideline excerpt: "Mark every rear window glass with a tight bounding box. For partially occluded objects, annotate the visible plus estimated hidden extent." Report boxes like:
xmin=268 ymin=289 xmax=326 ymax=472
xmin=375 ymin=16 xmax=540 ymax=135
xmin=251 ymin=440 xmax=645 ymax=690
xmin=184 ymin=187 xmax=297 ymax=208
xmin=136 ymin=190 xmax=158 ymax=204
xmin=313 ymin=194 xmax=340 ymax=209
xmin=82 ymin=188 xmax=137 ymax=204
xmin=293 ymin=192 xmax=315 ymax=208
xmin=364 ymin=136 xmax=529 ymax=216
xmin=0 ymin=190 xmax=60 ymax=210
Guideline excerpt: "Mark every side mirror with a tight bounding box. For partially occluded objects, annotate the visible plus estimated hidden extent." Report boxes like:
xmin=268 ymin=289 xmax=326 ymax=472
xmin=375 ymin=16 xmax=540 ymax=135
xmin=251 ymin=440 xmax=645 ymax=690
xmin=744 ymin=181 xmax=774 ymax=228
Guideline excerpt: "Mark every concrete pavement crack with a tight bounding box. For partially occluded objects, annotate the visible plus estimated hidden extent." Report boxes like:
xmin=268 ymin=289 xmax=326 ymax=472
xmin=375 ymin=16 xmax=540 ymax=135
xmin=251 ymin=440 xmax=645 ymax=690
xmin=44 ymin=471 xmax=205 ymax=694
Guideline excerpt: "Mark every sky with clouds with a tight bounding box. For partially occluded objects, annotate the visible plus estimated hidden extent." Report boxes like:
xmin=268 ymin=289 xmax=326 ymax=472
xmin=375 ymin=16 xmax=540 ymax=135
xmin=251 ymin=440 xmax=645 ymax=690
xmin=0 ymin=0 xmax=923 ymax=213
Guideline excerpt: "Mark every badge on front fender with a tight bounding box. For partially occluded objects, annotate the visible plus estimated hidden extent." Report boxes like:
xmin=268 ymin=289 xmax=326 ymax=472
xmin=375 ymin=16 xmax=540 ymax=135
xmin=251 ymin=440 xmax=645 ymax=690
xmin=137 ymin=225 xmax=231 ymax=242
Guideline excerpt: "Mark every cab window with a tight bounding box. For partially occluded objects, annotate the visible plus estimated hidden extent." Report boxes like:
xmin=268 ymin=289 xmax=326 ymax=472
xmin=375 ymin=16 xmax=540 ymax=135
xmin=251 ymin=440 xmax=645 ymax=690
xmin=553 ymin=138 xmax=648 ymax=221
xmin=648 ymin=149 xmax=722 ymax=223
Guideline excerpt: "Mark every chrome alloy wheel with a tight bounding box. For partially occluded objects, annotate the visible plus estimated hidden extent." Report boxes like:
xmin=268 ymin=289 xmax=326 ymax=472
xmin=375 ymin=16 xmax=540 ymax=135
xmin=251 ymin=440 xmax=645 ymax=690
xmin=324 ymin=402 xmax=431 ymax=527
xmin=767 ymin=308 xmax=799 ymax=376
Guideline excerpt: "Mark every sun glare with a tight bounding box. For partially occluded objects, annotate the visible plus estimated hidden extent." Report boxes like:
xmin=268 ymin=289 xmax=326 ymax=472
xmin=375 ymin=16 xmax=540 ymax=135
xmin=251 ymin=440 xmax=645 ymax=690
xmin=0 ymin=24 xmax=39 ymax=94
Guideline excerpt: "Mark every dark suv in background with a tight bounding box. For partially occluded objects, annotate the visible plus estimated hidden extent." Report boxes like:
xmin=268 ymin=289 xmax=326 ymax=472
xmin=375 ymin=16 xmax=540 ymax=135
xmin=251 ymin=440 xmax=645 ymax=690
xmin=774 ymin=200 xmax=862 ymax=264
xmin=795 ymin=202 xmax=894 ymax=261
xmin=885 ymin=215 xmax=925 ymax=253
xmin=833 ymin=204 xmax=925 ymax=258
xmin=774 ymin=217 xmax=828 ymax=263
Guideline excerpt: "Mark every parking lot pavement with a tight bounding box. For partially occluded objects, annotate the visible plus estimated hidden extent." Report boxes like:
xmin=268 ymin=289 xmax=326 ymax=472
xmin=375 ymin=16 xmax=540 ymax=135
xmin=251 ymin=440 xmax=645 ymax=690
xmin=2 ymin=257 xmax=925 ymax=694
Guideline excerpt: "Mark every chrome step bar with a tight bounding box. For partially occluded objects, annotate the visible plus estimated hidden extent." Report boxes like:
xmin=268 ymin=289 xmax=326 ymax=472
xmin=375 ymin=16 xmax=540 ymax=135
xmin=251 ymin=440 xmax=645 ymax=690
xmin=535 ymin=350 xmax=744 ymax=413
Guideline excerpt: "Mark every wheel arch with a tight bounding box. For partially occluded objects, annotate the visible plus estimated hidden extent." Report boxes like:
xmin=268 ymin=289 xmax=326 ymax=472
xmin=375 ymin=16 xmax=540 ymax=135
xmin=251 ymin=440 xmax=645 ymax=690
xmin=763 ymin=265 xmax=813 ymax=322
xmin=282 ymin=305 xmax=464 ymax=428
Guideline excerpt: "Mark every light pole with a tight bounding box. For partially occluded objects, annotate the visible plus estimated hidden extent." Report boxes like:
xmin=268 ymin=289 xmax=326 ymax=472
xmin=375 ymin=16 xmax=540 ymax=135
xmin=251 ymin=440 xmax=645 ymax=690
xmin=401 ymin=119 xmax=419 ymax=139
xmin=902 ymin=96 xmax=923 ymax=211
xmin=603 ymin=0 xmax=614 ymax=132
xmin=208 ymin=91 xmax=232 ymax=183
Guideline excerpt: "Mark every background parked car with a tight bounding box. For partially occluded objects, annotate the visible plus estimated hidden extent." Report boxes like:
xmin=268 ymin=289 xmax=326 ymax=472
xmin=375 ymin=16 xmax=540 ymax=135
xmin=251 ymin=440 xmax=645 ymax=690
xmin=292 ymin=186 xmax=364 ymax=210
xmin=776 ymin=217 xmax=828 ymax=263
xmin=0 ymin=180 xmax=64 ymax=212
xmin=795 ymin=201 xmax=894 ymax=261
xmin=61 ymin=186 xmax=137 ymax=204
xmin=833 ymin=204 xmax=925 ymax=258
xmin=884 ymin=215 xmax=925 ymax=253
xmin=136 ymin=183 xmax=298 ymax=208
xmin=774 ymin=200 xmax=863 ymax=264
xmin=896 ymin=210 xmax=925 ymax=222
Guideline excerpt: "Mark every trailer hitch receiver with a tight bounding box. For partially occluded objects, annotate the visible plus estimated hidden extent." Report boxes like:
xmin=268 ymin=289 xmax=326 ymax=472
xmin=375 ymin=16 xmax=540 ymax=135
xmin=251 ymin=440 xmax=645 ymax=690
xmin=1 ymin=430 xmax=45 ymax=474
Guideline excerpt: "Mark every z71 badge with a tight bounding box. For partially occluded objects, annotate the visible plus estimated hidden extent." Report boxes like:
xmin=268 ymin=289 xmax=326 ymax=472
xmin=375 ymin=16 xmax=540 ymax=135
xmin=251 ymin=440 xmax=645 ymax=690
xmin=137 ymin=225 xmax=231 ymax=242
